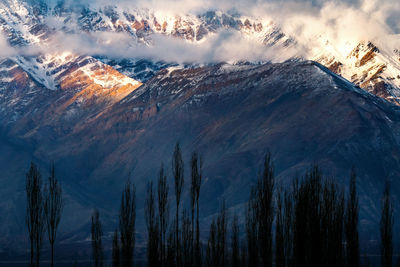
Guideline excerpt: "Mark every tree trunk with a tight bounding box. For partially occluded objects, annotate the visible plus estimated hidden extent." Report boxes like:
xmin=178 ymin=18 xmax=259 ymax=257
xmin=196 ymin=201 xmax=200 ymax=267
xmin=36 ymin=248 xmax=40 ymax=267
xmin=176 ymin=202 xmax=179 ymax=267
xmin=51 ymin=243 xmax=54 ymax=267
xmin=31 ymin=240 xmax=34 ymax=267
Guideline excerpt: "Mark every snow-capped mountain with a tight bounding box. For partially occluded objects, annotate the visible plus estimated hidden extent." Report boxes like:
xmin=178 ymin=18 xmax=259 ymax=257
xmin=0 ymin=0 xmax=399 ymax=105
xmin=1 ymin=0 xmax=400 ymax=258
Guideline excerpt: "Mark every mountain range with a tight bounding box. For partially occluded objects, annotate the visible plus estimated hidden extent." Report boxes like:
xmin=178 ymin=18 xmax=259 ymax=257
xmin=0 ymin=0 xmax=400 ymax=259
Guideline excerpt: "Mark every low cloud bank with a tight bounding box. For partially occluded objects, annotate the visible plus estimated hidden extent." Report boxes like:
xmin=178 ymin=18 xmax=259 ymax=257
xmin=0 ymin=0 xmax=399 ymax=63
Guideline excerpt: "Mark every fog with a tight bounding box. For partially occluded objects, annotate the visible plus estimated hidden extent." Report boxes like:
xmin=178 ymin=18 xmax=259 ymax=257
xmin=1 ymin=0 xmax=399 ymax=63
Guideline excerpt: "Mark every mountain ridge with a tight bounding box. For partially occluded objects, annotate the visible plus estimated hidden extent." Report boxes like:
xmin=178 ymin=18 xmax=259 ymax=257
xmin=1 ymin=0 xmax=399 ymax=104
xmin=2 ymin=60 xmax=399 ymax=250
xmin=0 ymin=0 xmax=400 ymax=258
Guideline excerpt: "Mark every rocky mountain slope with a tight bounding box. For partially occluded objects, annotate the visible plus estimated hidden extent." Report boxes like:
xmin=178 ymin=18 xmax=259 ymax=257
xmin=1 ymin=60 xmax=400 ymax=256
xmin=0 ymin=0 xmax=400 ymax=258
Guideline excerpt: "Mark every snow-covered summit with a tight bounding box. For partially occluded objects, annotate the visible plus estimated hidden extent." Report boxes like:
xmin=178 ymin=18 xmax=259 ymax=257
xmin=0 ymin=0 xmax=399 ymax=104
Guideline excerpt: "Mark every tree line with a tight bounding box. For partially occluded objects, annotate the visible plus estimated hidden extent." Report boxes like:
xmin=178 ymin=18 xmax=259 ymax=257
xmin=25 ymin=144 xmax=397 ymax=267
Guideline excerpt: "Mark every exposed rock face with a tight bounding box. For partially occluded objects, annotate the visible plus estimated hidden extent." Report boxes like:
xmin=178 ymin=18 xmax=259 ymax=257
xmin=0 ymin=54 xmax=141 ymax=142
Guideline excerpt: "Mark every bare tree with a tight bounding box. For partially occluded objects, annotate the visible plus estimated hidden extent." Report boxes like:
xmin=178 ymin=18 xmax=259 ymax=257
xmin=205 ymin=218 xmax=217 ymax=267
xmin=240 ymin=240 xmax=248 ymax=267
xmin=217 ymin=201 xmax=228 ymax=267
xmin=283 ymin=189 xmax=294 ymax=267
xmin=166 ymin=221 xmax=177 ymax=267
xmin=345 ymin=168 xmax=359 ymax=267
xmin=91 ymin=209 xmax=104 ymax=267
xmin=274 ymin=186 xmax=294 ymax=267
xmin=381 ymin=181 xmax=393 ymax=267
xmin=145 ymin=181 xmax=160 ymax=267
xmin=44 ymin=163 xmax=63 ymax=267
xmin=181 ymin=209 xmax=193 ymax=267
xmin=322 ymin=179 xmax=345 ymax=267
xmin=158 ymin=164 xmax=169 ymax=266
xmin=172 ymin=142 xmax=184 ymax=266
xmin=275 ymin=188 xmax=285 ymax=267
xmin=246 ymin=187 xmax=258 ymax=267
xmin=26 ymin=162 xmax=45 ymax=267
xmin=119 ymin=180 xmax=136 ymax=267
xmin=112 ymin=230 xmax=120 ymax=267
xmin=255 ymin=153 xmax=274 ymax=267
xmin=231 ymin=214 xmax=240 ymax=267
xmin=191 ymin=152 xmax=203 ymax=267
xmin=292 ymin=167 xmax=346 ymax=267
xmin=206 ymin=201 xmax=228 ymax=267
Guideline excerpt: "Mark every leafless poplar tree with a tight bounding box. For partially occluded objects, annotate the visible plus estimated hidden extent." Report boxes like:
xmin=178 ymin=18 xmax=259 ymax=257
xmin=145 ymin=181 xmax=159 ymax=267
xmin=112 ymin=230 xmax=120 ymax=267
xmin=26 ymin=162 xmax=45 ymax=267
xmin=381 ymin=181 xmax=393 ymax=267
xmin=91 ymin=209 xmax=104 ymax=267
xmin=158 ymin=164 xmax=169 ymax=266
xmin=345 ymin=168 xmax=359 ymax=267
xmin=44 ymin=163 xmax=63 ymax=267
xmin=231 ymin=214 xmax=240 ymax=267
xmin=191 ymin=151 xmax=203 ymax=267
xmin=119 ymin=180 xmax=136 ymax=267
xmin=172 ymin=142 xmax=184 ymax=266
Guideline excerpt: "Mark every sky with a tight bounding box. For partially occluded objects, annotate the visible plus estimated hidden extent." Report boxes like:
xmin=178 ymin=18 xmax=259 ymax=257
xmin=0 ymin=0 xmax=399 ymax=63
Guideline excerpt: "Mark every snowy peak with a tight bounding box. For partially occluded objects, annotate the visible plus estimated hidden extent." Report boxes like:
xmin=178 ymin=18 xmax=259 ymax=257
xmin=0 ymin=0 xmax=399 ymax=105
xmin=314 ymin=40 xmax=400 ymax=103
xmin=12 ymin=53 xmax=141 ymax=97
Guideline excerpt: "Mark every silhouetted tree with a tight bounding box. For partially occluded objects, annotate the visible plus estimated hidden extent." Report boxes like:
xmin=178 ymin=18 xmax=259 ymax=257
xmin=345 ymin=168 xmax=359 ymax=267
xmin=205 ymin=201 xmax=228 ymax=267
xmin=283 ymin=189 xmax=294 ymax=267
xmin=158 ymin=164 xmax=169 ymax=267
xmin=181 ymin=210 xmax=193 ymax=267
xmin=272 ymin=186 xmax=294 ymax=267
xmin=217 ymin=201 xmax=228 ymax=267
xmin=231 ymin=214 xmax=240 ymax=267
xmin=26 ymin=162 xmax=45 ymax=267
xmin=292 ymin=167 xmax=322 ymax=267
xmin=275 ymin=189 xmax=285 ymax=267
xmin=205 ymin=219 xmax=217 ymax=267
xmin=145 ymin=181 xmax=160 ymax=267
xmin=321 ymin=179 xmax=345 ymax=267
xmin=255 ymin=153 xmax=274 ymax=267
xmin=240 ymin=240 xmax=247 ymax=267
xmin=119 ymin=180 xmax=136 ymax=267
xmin=44 ymin=163 xmax=63 ymax=267
xmin=172 ymin=143 xmax=184 ymax=266
xmin=91 ymin=209 xmax=104 ymax=267
xmin=292 ymin=166 xmax=345 ymax=267
xmin=191 ymin=152 xmax=203 ymax=267
xmin=112 ymin=230 xmax=120 ymax=267
xmin=243 ymin=153 xmax=275 ymax=267
xmin=381 ymin=181 xmax=393 ymax=267
xmin=166 ymin=221 xmax=176 ymax=267
xmin=246 ymin=187 xmax=258 ymax=267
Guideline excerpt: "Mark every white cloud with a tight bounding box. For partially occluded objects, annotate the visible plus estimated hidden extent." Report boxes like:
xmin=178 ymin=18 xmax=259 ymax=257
xmin=0 ymin=34 xmax=17 ymax=58
xmin=3 ymin=0 xmax=400 ymax=63
xmin=244 ymin=0 xmax=400 ymax=58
